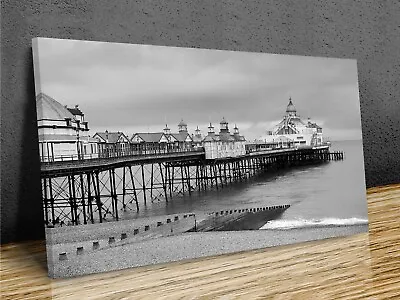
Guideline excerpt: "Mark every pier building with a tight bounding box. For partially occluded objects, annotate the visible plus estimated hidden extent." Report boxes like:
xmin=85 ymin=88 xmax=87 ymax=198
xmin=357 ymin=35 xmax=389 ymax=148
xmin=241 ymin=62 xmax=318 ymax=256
xmin=255 ymin=97 xmax=326 ymax=150
xmin=192 ymin=126 xmax=203 ymax=149
xmin=36 ymin=93 xmax=98 ymax=162
xmin=169 ymin=120 xmax=193 ymax=150
xmin=93 ymin=131 xmax=130 ymax=158
xmin=130 ymin=120 xmax=194 ymax=155
xmin=202 ymin=118 xmax=246 ymax=159
xmin=130 ymin=132 xmax=171 ymax=153
xmin=66 ymin=104 xmax=85 ymax=124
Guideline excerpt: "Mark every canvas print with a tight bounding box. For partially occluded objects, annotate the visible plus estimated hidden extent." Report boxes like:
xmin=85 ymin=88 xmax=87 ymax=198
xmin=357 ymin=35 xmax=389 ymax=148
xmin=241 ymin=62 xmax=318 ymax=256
xmin=33 ymin=38 xmax=369 ymax=278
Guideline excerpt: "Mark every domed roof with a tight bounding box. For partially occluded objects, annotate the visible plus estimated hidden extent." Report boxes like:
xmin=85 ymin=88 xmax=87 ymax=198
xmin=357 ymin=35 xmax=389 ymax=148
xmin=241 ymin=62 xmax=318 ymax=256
xmin=220 ymin=117 xmax=228 ymax=124
xmin=286 ymin=98 xmax=296 ymax=113
xmin=36 ymin=93 xmax=74 ymax=120
xmin=178 ymin=119 xmax=187 ymax=126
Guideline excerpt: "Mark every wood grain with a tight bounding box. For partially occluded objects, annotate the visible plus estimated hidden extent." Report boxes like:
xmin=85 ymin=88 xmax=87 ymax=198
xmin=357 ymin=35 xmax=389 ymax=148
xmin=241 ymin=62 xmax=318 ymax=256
xmin=1 ymin=184 xmax=399 ymax=299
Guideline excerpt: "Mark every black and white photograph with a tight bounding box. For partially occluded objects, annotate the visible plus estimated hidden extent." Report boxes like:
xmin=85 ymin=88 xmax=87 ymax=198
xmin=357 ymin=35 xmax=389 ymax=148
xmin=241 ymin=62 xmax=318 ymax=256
xmin=33 ymin=38 xmax=369 ymax=278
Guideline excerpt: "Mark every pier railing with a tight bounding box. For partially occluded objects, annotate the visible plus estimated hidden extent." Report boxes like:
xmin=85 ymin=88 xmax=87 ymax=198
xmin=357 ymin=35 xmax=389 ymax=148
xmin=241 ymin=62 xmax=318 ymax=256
xmin=40 ymin=142 xmax=332 ymax=163
xmin=40 ymin=147 xmax=205 ymax=163
xmin=40 ymin=149 xmax=206 ymax=176
xmin=41 ymin=146 xmax=343 ymax=176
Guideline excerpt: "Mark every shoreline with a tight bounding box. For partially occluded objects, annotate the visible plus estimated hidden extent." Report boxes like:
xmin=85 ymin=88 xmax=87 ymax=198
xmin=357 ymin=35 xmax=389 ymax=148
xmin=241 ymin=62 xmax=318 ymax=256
xmin=49 ymin=224 xmax=369 ymax=278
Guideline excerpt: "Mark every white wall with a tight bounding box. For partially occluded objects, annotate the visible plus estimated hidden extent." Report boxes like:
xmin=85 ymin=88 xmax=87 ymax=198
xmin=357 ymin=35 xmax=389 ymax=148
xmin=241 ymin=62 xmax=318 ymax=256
xmin=38 ymin=127 xmax=77 ymax=136
xmin=204 ymin=140 xmax=246 ymax=159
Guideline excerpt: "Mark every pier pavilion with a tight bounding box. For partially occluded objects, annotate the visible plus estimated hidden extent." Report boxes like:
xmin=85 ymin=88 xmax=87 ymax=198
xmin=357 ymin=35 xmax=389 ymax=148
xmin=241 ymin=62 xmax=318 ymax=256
xmin=36 ymin=93 xmax=98 ymax=162
xmin=256 ymin=97 xmax=325 ymax=149
xmin=202 ymin=118 xmax=246 ymax=159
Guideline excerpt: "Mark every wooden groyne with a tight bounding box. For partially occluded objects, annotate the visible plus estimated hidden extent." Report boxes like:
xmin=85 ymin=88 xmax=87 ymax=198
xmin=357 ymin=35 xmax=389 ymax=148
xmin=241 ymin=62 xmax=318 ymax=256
xmin=53 ymin=204 xmax=292 ymax=261
xmin=53 ymin=213 xmax=197 ymax=261
xmin=192 ymin=205 xmax=290 ymax=232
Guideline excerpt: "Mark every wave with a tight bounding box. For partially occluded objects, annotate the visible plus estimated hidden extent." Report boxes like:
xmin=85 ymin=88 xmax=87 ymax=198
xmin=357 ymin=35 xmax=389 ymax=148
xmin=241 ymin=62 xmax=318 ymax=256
xmin=260 ymin=217 xmax=369 ymax=230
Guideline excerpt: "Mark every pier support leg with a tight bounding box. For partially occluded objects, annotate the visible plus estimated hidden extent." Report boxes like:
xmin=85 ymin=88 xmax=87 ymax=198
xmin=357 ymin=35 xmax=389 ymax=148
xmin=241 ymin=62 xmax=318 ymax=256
xmin=141 ymin=164 xmax=147 ymax=205
xmin=185 ymin=164 xmax=192 ymax=195
xmin=122 ymin=167 xmax=126 ymax=211
xmin=87 ymin=172 xmax=94 ymax=223
xmin=180 ymin=164 xmax=185 ymax=194
xmin=167 ymin=163 xmax=173 ymax=198
xmin=171 ymin=165 xmax=176 ymax=194
xmin=128 ymin=166 xmax=139 ymax=212
xmin=196 ymin=164 xmax=201 ymax=192
xmin=48 ymin=178 xmax=55 ymax=226
xmin=150 ymin=163 xmax=154 ymax=199
xmin=111 ymin=169 xmax=118 ymax=221
xmin=42 ymin=178 xmax=49 ymax=226
xmin=67 ymin=176 xmax=75 ymax=225
xmin=159 ymin=163 xmax=168 ymax=202
xmin=80 ymin=174 xmax=87 ymax=225
xmin=213 ymin=164 xmax=219 ymax=190
xmin=94 ymin=171 xmax=103 ymax=223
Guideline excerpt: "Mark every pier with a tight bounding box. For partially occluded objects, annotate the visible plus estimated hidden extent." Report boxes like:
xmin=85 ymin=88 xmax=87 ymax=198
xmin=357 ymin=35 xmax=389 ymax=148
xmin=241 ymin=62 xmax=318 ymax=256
xmin=40 ymin=146 xmax=344 ymax=227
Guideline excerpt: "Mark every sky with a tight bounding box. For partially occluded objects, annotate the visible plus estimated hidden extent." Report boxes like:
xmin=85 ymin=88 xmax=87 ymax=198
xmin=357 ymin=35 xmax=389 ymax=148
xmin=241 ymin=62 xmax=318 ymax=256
xmin=34 ymin=38 xmax=363 ymax=142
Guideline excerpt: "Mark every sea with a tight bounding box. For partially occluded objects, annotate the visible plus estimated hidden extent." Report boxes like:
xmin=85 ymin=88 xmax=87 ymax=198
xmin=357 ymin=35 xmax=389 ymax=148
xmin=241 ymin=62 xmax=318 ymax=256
xmin=49 ymin=139 xmax=370 ymax=277
xmin=125 ymin=139 xmax=369 ymax=238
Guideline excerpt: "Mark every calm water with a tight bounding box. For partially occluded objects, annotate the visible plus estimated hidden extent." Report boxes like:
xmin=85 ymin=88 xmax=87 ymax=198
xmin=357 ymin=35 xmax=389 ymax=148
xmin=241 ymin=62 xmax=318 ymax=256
xmin=126 ymin=140 xmax=369 ymax=231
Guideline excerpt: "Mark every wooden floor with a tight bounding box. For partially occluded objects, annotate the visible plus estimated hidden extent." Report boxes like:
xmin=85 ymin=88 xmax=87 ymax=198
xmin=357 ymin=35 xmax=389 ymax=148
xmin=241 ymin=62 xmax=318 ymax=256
xmin=1 ymin=184 xmax=399 ymax=299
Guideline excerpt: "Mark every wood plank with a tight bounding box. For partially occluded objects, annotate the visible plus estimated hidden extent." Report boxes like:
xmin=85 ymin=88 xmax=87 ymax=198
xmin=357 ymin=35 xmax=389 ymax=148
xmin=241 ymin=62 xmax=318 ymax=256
xmin=1 ymin=184 xmax=399 ymax=299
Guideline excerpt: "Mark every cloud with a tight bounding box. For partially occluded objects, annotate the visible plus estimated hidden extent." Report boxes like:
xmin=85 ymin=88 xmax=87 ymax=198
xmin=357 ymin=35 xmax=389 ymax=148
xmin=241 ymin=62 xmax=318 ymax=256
xmin=36 ymin=38 xmax=362 ymax=141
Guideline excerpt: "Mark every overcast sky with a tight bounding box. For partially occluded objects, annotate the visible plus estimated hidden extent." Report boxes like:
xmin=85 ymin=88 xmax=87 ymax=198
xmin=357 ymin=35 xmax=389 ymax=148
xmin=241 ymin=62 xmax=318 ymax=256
xmin=34 ymin=38 xmax=363 ymax=142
